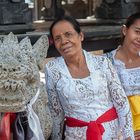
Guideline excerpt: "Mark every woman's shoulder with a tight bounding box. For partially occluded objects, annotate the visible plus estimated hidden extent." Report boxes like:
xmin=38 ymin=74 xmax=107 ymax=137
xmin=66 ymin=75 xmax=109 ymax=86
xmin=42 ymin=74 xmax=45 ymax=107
xmin=84 ymin=50 xmax=106 ymax=60
xmin=85 ymin=51 xmax=112 ymax=70
xmin=106 ymin=50 xmax=115 ymax=57
xmin=45 ymin=57 xmax=63 ymax=71
xmin=104 ymin=49 xmax=119 ymax=65
xmin=88 ymin=52 xmax=110 ymax=64
xmin=46 ymin=56 xmax=63 ymax=69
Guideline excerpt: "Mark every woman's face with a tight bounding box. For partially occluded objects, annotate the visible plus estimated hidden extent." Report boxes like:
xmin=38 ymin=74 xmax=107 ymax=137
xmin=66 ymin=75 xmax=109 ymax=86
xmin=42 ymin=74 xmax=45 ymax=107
xmin=52 ymin=20 xmax=84 ymax=59
xmin=122 ymin=19 xmax=140 ymax=55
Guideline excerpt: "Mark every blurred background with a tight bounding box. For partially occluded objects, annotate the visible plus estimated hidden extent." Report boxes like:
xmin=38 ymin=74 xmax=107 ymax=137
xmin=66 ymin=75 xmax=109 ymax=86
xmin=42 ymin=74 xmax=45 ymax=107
xmin=0 ymin=0 xmax=140 ymax=57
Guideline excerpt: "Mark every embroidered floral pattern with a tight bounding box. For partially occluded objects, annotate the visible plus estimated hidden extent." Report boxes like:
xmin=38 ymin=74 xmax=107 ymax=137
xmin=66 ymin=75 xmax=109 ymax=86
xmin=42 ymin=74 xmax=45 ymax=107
xmin=45 ymin=50 xmax=134 ymax=140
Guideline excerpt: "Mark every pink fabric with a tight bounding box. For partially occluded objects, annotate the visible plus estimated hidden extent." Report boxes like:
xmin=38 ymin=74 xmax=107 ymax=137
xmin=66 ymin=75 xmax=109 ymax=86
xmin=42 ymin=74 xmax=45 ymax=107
xmin=0 ymin=113 xmax=16 ymax=140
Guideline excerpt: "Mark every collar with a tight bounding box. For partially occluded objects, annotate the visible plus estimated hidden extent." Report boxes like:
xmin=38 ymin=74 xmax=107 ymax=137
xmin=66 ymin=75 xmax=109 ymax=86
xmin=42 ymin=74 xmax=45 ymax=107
xmin=57 ymin=50 xmax=96 ymax=78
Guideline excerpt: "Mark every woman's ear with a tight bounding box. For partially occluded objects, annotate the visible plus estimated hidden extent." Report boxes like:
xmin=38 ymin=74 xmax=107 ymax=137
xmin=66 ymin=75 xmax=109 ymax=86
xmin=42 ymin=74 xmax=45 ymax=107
xmin=79 ymin=32 xmax=84 ymax=41
xmin=122 ymin=24 xmax=127 ymax=36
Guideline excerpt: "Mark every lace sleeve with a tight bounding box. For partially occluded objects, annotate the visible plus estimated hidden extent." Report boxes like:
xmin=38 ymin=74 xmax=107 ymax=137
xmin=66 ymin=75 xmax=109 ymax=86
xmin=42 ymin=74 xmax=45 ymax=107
xmin=45 ymin=63 xmax=65 ymax=140
xmin=104 ymin=58 xmax=135 ymax=140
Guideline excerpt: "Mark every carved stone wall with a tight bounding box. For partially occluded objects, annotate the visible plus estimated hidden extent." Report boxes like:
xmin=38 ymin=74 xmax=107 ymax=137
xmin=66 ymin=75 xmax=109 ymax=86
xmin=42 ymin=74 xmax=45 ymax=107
xmin=0 ymin=0 xmax=32 ymax=24
xmin=95 ymin=0 xmax=140 ymax=19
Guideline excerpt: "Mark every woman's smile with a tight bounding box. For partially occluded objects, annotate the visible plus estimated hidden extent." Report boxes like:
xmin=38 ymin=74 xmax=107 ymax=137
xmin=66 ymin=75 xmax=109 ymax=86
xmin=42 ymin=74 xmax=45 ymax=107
xmin=63 ymin=46 xmax=72 ymax=53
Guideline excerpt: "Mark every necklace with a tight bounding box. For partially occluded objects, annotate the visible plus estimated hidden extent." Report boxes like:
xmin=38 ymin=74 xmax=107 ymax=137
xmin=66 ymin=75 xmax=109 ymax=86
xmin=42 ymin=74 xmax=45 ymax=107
xmin=128 ymin=58 xmax=133 ymax=64
xmin=119 ymin=47 xmax=138 ymax=65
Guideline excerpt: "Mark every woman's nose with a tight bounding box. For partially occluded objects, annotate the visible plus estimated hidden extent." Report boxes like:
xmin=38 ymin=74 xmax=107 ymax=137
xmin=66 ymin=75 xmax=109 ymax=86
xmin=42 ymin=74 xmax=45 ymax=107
xmin=61 ymin=35 xmax=68 ymax=44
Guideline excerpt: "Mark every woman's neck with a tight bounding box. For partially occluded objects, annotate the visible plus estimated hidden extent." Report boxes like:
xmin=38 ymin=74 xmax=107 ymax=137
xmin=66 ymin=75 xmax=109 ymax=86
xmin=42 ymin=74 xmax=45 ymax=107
xmin=121 ymin=46 xmax=138 ymax=60
xmin=65 ymin=51 xmax=85 ymax=68
xmin=65 ymin=51 xmax=90 ymax=78
xmin=117 ymin=46 xmax=140 ymax=68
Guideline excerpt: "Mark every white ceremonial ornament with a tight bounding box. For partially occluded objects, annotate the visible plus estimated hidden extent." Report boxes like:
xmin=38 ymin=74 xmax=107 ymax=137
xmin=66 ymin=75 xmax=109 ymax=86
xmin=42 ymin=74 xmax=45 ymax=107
xmin=27 ymin=88 xmax=45 ymax=140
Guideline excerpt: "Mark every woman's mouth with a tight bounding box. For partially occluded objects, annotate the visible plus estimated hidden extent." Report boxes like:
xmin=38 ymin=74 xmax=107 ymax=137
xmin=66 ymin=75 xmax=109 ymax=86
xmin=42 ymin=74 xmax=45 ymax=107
xmin=62 ymin=46 xmax=72 ymax=53
xmin=134 ymin=42 xmax=140 ymax=48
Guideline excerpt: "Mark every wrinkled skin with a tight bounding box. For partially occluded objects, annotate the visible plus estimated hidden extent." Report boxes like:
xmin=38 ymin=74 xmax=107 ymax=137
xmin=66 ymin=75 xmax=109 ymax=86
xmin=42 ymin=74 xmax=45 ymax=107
xmin=0 ymin=33 xmax=52 ymax=139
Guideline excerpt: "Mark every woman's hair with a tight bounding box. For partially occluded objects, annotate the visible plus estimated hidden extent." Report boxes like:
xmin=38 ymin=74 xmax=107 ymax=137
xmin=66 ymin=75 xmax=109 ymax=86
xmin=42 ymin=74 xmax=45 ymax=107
xmin=125 ymin=12 xmax=140 ymax=28
xmin=49 ymin=16 xmax=81 ymax=39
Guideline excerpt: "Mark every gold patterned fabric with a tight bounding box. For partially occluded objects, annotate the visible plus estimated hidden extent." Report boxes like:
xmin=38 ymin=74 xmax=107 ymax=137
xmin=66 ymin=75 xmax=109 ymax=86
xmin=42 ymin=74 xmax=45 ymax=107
xmin=128 ymin=95 xmax=140 ymax=131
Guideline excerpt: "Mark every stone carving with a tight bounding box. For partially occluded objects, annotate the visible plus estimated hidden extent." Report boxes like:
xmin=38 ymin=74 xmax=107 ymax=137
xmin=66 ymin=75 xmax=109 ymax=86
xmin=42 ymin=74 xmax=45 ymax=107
xmin=0 ymin=0 xmax=32 ymax=24
xmin=95 ymin=0 xmax=140 ymax=19
xmin=0 ymin=32 xmax=52 ymax=139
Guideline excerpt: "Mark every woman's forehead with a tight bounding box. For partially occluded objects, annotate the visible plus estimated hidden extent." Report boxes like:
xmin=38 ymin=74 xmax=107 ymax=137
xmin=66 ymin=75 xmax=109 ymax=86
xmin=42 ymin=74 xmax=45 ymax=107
xmin=55 ymin=20 xmax=73 ymax=28
xmin=132 ymin=19 xmax=140 ymax=26
xmin=52 ymin=21 xmax=75 ymax=33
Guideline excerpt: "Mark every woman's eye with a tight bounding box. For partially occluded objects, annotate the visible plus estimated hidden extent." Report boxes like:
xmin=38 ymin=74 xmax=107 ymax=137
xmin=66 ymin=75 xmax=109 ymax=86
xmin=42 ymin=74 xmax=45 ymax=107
xmin=65 ymin=32 xmax=73 ymax=38
xmin=136 ymin=30 xmax=140 ymax=35
xmin=54 ymin=37 xmax=61 ymax=42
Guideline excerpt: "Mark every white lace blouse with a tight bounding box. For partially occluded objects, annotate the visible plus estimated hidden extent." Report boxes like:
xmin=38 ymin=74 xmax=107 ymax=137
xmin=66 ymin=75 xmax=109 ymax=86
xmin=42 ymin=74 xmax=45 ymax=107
xmin=45 ymin=50 xmax=134 ymax=140
xmin=107 ymin=48 xmax=140 ymax=97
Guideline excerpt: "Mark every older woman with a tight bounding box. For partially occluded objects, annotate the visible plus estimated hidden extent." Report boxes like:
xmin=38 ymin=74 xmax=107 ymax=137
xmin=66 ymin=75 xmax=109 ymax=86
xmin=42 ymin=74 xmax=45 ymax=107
xmin=45 ymin=16 xmax=134 ymax=140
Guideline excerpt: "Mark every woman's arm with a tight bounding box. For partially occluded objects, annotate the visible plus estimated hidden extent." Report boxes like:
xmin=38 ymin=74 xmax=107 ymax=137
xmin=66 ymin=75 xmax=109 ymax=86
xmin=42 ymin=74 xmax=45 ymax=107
xmin=104 ymin=57 xmax=134 ymax=140
xmin=45 ymin=63 xmax=64 ymax=140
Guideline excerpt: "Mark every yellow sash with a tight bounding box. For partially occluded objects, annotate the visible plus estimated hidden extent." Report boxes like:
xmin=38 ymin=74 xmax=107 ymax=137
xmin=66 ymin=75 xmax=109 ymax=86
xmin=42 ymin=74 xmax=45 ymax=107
xmin=128 ymin=95 xmax=140 ymax=131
